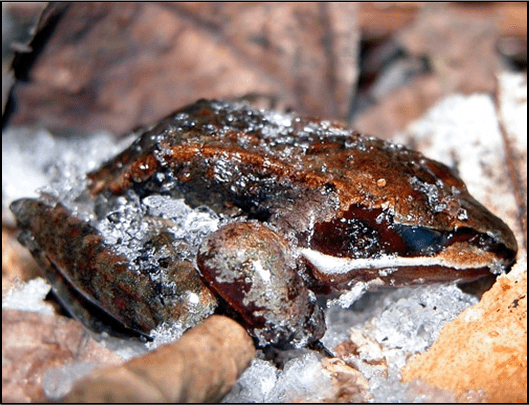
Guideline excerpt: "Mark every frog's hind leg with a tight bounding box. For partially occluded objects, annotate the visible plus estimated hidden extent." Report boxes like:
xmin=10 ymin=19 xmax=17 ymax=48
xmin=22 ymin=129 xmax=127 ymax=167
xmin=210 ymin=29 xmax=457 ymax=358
xmin=36 ymin=245 xmax=149 ymax=339
xmin=11 ymin=198 xmax=150 ymax=339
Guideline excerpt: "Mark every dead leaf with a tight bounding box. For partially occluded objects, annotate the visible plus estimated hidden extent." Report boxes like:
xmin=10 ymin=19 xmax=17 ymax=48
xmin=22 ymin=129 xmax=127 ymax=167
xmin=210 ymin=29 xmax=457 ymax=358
xmin=10 ymin=3 xmax=360 ymax=134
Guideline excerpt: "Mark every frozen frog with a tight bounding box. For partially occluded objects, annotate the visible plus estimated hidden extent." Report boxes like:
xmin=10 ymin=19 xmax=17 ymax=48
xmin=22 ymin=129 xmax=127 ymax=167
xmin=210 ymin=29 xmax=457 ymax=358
xmin=10 ymin=99 xmax=518 ymax=349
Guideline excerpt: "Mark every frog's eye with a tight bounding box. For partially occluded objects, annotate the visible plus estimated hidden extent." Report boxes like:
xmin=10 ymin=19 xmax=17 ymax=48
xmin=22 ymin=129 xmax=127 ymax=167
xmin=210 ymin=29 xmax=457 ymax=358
xmin=393 ymin=225 xmax=447 ymax=254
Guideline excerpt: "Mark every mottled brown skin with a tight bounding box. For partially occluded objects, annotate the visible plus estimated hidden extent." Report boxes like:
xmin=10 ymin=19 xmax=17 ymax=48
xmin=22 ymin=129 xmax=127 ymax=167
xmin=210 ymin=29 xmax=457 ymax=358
xmin=88 ymin=100 xmax=517 ymax=284
xmin=87 ymin=101 xmax=507 ymax=234
xmin=11 ymin=99 xmax=518 ymax=346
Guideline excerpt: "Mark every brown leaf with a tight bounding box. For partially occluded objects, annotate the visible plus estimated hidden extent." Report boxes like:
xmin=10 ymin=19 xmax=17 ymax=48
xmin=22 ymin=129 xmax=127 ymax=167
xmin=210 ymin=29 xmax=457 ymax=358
xmin=10 ymin=3 xmax=360 ymax=134
xmin=62 ymin=315 xmax=255 ymax=403
xmin=1 ymin=309 xmax=123 ymax=403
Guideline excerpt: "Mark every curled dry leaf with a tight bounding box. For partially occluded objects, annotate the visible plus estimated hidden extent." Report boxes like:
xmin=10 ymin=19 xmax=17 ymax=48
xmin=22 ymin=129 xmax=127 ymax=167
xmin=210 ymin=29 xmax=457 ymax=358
xmin=321 ymin=357 xmax=372 ymax=403
xmin=62 ymin=315 xmax=255 ymax=403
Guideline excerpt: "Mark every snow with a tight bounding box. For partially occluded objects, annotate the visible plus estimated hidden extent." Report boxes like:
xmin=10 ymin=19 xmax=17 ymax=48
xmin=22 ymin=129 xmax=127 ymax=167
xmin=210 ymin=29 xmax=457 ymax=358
xmin=223 ymin=352 xmax=335 ymax=403
xmin=2 ymin=277 xmax=54 ymax=316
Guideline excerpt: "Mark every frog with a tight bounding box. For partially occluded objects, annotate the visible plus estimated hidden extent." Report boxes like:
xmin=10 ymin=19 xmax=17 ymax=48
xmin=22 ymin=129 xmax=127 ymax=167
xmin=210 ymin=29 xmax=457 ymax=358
xmin=10 ymin=99 xmax=518 ymax=349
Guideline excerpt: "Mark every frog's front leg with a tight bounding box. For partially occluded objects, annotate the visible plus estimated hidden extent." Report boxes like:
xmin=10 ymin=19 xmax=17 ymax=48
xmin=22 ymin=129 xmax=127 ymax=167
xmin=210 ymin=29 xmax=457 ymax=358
xmin=197 ymin=222 xmax=325 ymax=348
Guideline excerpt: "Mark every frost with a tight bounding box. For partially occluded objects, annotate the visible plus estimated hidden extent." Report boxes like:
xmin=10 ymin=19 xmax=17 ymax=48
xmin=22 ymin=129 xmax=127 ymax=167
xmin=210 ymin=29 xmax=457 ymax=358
xmin=224 ymin=353 xmax=335 ymax=403
xmin=2 ymin=127 xmax=133 ymax=224
xmin=327 ymin=281 xmax=370 ymax=308
xmin=143 ymin=195 xmax=220 ymax=252
xmin=2 ymin=128 xmax=57 ymax=208
xmin=457 ymin=208 xmax=468 ymax=220
xmin=369 ymin=374 xmax=458 ymax=403
xmin=322 ymin=284 xmax=478 ymax=400
xmin=409 ymin=176 xmax=448 ymax=213
xmin=42 ymin=362 xmax=100 ymax=400
xmin=269 ymin=353 xmax=334 ymax=402
xmin=146 ymin=322 xmax=187 ymax=350
xmin=2 ymin=277 xmax=54 ymax=316
xmin=222 ymin=359 xmax=278 ymax=403
xmin=260 ymin=110 xmax=294 ymax=138
xmin=371 ymin=284 xmax=477 ymax=353
xmin=92 ymin=193 xmax=219 ymax=283
xmin=95 ymin=193 xmax=149 ymax=262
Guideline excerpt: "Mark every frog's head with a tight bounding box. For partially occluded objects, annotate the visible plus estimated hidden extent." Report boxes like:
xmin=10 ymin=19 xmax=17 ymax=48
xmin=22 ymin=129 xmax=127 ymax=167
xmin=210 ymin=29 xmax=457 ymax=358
xmin=299 ymin=150 xmax=518 ymax=291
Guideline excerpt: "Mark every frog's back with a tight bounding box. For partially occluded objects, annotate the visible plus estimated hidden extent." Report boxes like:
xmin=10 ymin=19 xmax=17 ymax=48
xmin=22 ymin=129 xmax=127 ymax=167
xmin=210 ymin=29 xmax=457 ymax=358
xmin=88 ymin=99 xmax=517 ymax=268
xmin=88 ymin=100 xmax=446 ymax=219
